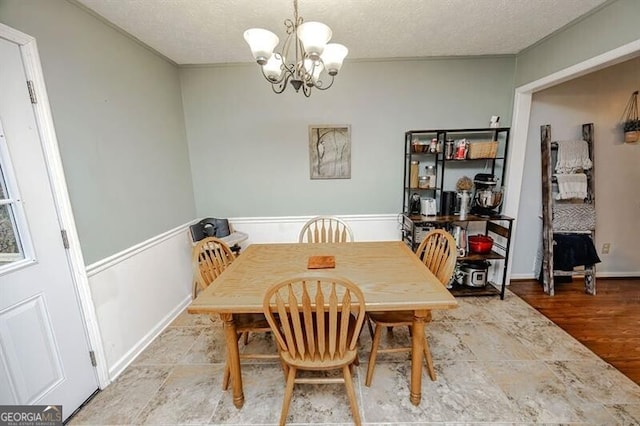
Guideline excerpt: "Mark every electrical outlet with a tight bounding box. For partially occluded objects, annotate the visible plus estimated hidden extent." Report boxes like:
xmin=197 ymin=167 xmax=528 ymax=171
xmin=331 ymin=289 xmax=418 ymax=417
xmin=602 ymin=243 xmax=611 ymax=254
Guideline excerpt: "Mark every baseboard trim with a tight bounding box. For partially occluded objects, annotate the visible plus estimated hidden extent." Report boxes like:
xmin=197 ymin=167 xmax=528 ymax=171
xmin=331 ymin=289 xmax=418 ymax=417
xmin=107 ymin=295 xmax=191 ymax=381
xmin=510 ymin=273 xmax=640 ymax=281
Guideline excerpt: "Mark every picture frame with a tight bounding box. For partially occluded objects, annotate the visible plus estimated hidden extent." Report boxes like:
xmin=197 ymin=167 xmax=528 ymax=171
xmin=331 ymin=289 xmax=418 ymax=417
xmin=308 ymin=124 xmax=351 ymax=179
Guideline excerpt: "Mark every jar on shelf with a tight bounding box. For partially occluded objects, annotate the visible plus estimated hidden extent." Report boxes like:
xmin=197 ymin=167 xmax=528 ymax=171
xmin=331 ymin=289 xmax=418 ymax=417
xmin=418 ymin=176 xmax=430 ymax=189
xmin=410 ymin=161 xmax=419 ymax=188
xmin=429 ymin=138 xmax=438 ymax=153
xmin=455 ymin=139 xmax=468 ymax=160
xmin=425 ymin=165 xmax=436 ymax=188
xmin=445 ymin=139 xmax=455 ymax=159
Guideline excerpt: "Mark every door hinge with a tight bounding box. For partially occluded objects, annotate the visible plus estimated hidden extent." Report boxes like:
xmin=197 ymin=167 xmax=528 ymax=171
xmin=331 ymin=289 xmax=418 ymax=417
xmin=26 ymin=80 xmax=37 ymax=104
xmin=61 ymin=229 xmax=69 ymax=249
xmin=89 ymin=350 xmax=97 ymax=367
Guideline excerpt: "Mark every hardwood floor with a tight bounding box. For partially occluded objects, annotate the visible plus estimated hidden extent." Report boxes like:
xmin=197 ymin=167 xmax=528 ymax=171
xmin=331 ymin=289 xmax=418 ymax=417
xmin=510 ymin=277 xmax=640 ymax=385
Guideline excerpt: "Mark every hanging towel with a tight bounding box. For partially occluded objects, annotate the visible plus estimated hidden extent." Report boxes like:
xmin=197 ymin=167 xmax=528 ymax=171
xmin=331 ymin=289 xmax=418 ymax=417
xmin=553 ymin=233 xmax=601 ymax=271
xmin=555 ymin=140 xmax=593 ymax=173
xmin=554 ymin=173 xmax=588 ymax=200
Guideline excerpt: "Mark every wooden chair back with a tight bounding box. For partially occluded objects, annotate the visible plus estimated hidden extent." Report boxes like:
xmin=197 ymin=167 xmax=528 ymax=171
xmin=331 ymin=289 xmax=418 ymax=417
xmin=192 ymin=237 xmax=236 ymax=295
xmin=298 ymin=216 xmax=354 ymax=243
xmin=263 ymin=274 xmax=366 ymax=362
xmin=415 ymin=229 xmax=457 ymax=286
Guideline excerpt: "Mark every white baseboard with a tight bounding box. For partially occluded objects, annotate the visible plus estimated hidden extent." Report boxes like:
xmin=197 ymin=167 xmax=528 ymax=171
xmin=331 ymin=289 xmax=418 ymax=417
xmin=510 ymin=272 xmax=640 ymax=280
xmin=107 ymin=295 xmax=191 ymax=381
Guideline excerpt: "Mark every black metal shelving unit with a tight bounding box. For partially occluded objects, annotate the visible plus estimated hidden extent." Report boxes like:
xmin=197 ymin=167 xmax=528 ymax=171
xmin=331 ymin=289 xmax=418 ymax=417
xmin=401 ymin=127 xmax=512 ymax=300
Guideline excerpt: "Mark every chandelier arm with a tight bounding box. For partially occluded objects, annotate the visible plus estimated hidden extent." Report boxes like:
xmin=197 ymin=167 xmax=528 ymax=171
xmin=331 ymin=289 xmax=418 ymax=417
xmin=271 ymin=72 xmax=292 ymax=94
xmin=302 ymin=82 xmax=311 ymax=97
xmin=312 ymin=75 xmax=335 ymax=91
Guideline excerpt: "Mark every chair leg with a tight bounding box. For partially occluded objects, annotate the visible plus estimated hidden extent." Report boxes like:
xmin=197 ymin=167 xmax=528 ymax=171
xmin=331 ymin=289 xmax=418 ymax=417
xmin=242 ymin=331 xmax=249 ymax=345
xmin=279 ymin=366 xmax=296 ymax=426
xmin=365 ymin=323 xmax=383 ymax=386
xmin=280 ymin=360 xmax=289 ymax=382
xmin=423 ymin=335 xmax=436 ymax=381
xmin=192 ymin=280 xmax=199 ymax=299
xmin=342 ymin=365 xmax=362 ymax=426
xmin=365 ymin=314 xmax=374 ymax=339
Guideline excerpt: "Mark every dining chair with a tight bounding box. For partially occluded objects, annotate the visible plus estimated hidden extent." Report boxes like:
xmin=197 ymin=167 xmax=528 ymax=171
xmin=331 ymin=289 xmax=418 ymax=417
xmin=192 ymin=237 xmax=276 ymax=390
xmin=298 ymin=216 xmax=373 ymax=338
xmin=298 ymin=216 xmax=354 ymax=243
xmin=263 ymin=274 xmax=366 ymax=426
xmin=192 ymin=236 xmax=236 ymax=299
xmin=364 ymin=229 xmax=457 ymax=386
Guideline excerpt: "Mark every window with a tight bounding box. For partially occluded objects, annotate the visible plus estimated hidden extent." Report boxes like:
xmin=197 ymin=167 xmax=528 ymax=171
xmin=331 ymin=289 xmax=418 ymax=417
xmin=0 ymin=119 xmax=32 ymax=272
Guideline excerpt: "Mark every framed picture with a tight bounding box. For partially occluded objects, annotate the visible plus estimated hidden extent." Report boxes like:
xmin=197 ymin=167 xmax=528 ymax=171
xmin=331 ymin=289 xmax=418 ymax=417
xmin=308 ymin=125 xmax=351 ymax=179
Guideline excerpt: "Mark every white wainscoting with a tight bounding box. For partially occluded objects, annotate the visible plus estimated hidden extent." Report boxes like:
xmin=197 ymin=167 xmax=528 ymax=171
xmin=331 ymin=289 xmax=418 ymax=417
xmin=229 ymin=214 xmax=404 ymax=247
xmin=85 ymin=214 xmax=402 ymax=382
xmin=86 ymin=224 xmax=194 ymax=381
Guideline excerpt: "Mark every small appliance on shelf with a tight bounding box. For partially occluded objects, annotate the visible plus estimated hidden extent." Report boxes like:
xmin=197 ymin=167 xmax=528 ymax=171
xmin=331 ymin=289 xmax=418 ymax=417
xmin=471 ymin=173 xmax=504 ymax=217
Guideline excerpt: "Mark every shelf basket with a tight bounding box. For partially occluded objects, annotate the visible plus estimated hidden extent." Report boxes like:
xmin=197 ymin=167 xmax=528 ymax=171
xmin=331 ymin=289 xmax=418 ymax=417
xmin=467 ymin=141 xmax=498 ymax=159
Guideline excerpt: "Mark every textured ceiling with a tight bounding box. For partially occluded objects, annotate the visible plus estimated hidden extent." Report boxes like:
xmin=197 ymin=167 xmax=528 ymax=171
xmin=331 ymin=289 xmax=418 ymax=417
xmin=76 ymin=0 xmax=609 ymax=65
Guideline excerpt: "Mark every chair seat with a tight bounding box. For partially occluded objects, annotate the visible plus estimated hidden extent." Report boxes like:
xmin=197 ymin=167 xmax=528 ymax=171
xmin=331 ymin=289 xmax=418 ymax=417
xmin=368 ymin=311 xmax=413 ymax=326
xmin=234 ymin=313 xmax=272 ymax=332
xmin=281 ymin=348 xmax=358 ymax=370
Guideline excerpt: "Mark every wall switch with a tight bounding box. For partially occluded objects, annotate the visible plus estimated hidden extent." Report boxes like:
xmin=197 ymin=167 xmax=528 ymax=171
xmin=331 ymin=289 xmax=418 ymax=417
xmin=602 ymin=243 xmax=611 ymax=254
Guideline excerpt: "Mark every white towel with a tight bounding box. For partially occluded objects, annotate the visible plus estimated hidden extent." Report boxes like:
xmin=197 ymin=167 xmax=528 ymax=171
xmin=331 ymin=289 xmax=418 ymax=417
xmin=555 ymin=140 xmax=593 ymax=174
xmin=554 ymin=173 xmax=588 ymax=200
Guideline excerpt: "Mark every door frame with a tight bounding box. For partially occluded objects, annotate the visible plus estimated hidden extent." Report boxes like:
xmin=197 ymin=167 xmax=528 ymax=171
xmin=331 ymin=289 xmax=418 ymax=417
xmin=0 ymin=23 xmax=109 ymax=388
xmin=503 ymin=37 xmax=640 ymax=281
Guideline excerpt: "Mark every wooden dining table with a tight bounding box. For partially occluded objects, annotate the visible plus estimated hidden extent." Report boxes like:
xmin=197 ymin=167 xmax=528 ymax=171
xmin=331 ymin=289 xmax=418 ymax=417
xmin=188 ymin=241 xmax=458 ymax=408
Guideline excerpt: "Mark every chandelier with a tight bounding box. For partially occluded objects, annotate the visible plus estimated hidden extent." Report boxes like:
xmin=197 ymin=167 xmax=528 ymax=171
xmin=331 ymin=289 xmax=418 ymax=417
xmin=243 ymin=0 xmax=348 ymax=97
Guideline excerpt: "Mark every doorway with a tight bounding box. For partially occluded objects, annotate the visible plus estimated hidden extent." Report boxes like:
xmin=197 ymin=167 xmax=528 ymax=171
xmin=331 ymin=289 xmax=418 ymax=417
xmin=503 ymin=38 xmax=640 ymax=280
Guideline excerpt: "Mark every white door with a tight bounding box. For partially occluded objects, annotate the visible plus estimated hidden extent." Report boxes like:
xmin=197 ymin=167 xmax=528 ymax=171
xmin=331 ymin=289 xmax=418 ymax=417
xmin=0 ymin=35 xmax=98 ymax=418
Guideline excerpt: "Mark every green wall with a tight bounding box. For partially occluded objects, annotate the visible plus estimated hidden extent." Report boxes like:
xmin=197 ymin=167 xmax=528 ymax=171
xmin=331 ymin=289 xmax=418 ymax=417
xmin=181 ymin=57 xmax=516 ymax=217
xmin=0 ymin=0 xmax=196 ymax=264
xmin=2 ymin=0 xmax=635 ymax=275
xmin=515 ymin=0 xmax=640 ymax=86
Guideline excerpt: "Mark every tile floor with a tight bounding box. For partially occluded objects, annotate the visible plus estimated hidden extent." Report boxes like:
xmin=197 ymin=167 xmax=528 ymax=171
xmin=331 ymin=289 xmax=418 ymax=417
xmin=69 ymin=290 xmax=640 ymax=425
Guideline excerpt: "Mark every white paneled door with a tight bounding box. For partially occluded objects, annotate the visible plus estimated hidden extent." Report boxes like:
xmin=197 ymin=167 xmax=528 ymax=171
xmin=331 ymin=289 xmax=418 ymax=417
xmin=0 ymin=33 xmax=98 ymax=418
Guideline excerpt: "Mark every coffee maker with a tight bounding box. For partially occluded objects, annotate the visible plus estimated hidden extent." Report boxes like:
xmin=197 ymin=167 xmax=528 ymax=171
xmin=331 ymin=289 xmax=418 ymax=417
xmin=471 ymin=173 xmax=504 ymax=217
xmin=409 ymin=193 xmax=421 ymax=215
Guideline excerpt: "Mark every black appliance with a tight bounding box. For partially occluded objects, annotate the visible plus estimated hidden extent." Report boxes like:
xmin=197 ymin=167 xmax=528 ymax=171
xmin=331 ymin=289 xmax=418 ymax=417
xmin=409 ymin=193 xmax=421 ymax=215
xmin=441 ymin=191 xmax=457 ymax=216
xmin=471 ymin=174 xmax=504 ymax=217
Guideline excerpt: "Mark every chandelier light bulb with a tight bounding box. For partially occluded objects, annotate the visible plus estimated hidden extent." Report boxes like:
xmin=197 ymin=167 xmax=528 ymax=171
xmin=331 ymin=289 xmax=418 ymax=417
xmin=321 ymin=43 xmax=348 ymax=75
xmin=296 ymin=21 xmax=332 ymax=60
xmin=263 ymin=54 xmax=284 ymax=81
xmin=244 ymin=28 xmax=279 ymax=65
